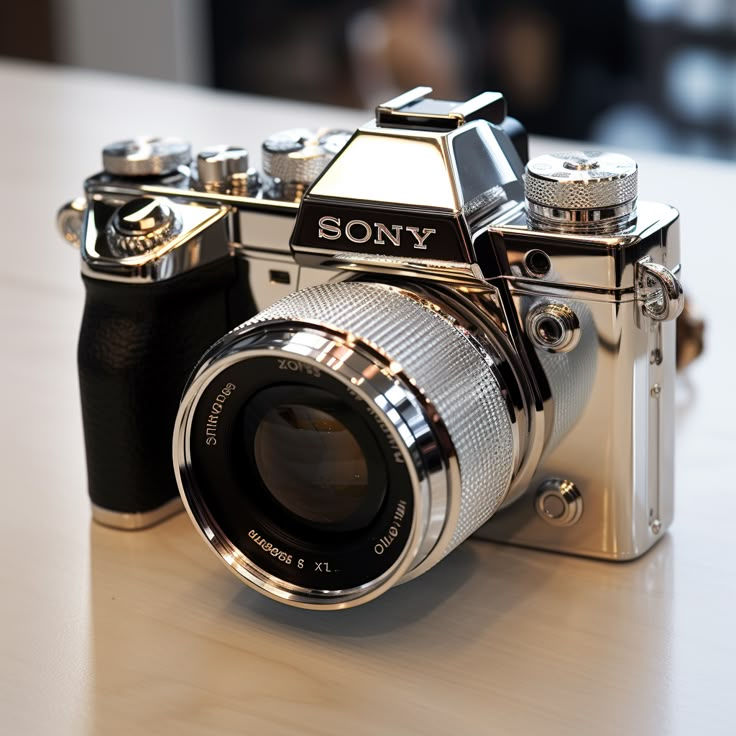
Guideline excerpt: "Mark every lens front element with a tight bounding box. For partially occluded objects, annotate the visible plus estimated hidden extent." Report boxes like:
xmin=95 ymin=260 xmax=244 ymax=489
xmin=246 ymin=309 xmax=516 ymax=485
xmin=244 ymin=385 xmax=387 ymax=532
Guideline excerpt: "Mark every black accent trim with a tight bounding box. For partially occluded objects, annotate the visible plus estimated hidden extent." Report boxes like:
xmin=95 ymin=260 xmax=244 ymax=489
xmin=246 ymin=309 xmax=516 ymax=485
xmin=291 ymin=199 xmax=472 ymax=263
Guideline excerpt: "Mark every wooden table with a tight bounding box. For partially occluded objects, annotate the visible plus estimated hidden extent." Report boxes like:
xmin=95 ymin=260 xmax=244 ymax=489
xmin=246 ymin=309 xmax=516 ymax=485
xmin=1 ymin=59 xmax=734 ymax=735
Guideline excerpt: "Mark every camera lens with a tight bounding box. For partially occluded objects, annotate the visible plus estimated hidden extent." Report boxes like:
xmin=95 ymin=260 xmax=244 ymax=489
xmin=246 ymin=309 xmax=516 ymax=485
xmin=174 ymin=281 xmax=520 ymax=609
xmin=242 ymin=385 xmax=386 ymax=532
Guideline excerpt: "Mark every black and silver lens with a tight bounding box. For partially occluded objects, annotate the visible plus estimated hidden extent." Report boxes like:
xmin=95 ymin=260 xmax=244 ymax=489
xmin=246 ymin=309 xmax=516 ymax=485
xmin=174 ymin=281 xmax=520 ymax=608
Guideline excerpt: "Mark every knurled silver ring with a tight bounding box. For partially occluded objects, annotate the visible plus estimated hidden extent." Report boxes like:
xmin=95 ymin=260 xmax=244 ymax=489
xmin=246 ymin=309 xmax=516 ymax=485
xmin=106 ymin=214 xmax=181 ymax=258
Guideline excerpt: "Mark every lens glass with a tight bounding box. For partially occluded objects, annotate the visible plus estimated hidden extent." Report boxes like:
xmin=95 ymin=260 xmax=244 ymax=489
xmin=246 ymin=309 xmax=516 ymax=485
xmin=242 ymin=385 xmax=387 ymax=533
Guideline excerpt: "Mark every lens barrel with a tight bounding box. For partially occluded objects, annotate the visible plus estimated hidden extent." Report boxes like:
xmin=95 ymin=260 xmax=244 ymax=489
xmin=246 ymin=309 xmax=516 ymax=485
xmin=174 ymin=281 xmax=519 ymax=608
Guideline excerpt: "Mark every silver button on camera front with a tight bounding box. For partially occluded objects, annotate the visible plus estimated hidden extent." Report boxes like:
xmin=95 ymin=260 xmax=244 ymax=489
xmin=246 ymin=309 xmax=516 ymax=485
xmin=535 ymin=479 xmax=583 ymax=527
xmin=526 ymin=302 xmax=581 ymax=353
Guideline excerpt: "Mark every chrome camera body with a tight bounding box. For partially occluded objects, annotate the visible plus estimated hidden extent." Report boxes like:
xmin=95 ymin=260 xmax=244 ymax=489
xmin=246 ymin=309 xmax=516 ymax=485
xmin=59 ymin=87 xmax=684 ymax=609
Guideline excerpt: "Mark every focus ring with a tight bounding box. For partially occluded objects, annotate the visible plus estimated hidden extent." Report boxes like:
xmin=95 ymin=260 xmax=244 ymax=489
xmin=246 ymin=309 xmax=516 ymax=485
xmin=246 ymin=281 xmax=516 ymax=559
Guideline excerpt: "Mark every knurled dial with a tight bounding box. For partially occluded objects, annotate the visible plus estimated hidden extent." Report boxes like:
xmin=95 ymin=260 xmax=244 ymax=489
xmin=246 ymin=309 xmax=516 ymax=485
xmin=106 ymin=196 xmax=181 ymax=258
xmin=261 ymin=128 xmax=352 ymax=189
xmin=524 ymin=151 xmax=638 ymax=232
xmin=102 ymin=137 xmax=192 ymax=177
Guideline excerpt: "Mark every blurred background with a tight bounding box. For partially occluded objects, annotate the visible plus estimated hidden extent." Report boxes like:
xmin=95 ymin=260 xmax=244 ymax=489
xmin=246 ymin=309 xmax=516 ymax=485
xmin=2 ymin=0 xmax=735 ymax=159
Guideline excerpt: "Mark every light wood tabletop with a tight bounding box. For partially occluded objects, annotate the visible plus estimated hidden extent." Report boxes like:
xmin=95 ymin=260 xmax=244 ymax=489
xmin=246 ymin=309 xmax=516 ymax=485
xmin=1 ymin=59 xmax=735 ymax=736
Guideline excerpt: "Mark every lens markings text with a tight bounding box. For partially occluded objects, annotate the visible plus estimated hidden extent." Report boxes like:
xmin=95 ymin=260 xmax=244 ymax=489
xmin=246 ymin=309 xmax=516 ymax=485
xmin=248 ymin=529 xmax=295 ymax=565
xmin=204 ymin=382 xmax=236 ymax=446
xmin=277 ymin=358 xmax=320 ymax=377
xmin=374 ymin=499 xmax=408 ymax=555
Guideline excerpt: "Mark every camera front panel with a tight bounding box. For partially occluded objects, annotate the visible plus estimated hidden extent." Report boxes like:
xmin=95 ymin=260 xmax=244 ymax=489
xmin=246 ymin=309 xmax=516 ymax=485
xmin=475 ymin=207 xmax=681 ymax=559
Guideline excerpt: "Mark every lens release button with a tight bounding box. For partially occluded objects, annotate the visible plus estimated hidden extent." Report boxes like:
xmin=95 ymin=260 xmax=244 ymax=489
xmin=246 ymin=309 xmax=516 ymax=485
xmin=535 ymin=479 xmax=583 ymax=527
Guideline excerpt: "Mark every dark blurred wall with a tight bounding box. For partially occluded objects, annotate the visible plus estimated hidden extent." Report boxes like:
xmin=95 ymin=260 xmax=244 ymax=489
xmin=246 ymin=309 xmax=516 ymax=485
xmin=209 ymin=0 xmax=634 ymax=139
xmin=1 ymin=0 xmax=734 ymax=159
xmin=472 ymin=2 xmax=635 ymax=139
xmin=0 ymin=1 xmax=56 ymax=62
xmin=207 ymin=0 xmax=736 ymax=158
xmin=210 ymin=2 xmax=359 ymax=107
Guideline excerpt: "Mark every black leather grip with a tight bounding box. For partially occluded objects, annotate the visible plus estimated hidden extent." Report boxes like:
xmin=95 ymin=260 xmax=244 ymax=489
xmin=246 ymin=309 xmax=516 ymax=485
xmin=78 ymin=257 xmax=256 ymax=515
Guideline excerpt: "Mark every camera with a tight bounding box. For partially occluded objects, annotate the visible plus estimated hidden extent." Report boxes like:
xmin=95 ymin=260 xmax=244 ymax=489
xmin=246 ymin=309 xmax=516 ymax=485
xmin=58 ymin=87 xmax=685 ymax=609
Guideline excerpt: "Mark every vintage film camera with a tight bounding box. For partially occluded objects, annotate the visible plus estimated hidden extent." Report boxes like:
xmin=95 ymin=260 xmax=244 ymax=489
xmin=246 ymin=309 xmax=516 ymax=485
xmin=58 ymin=87 xmax=684 ymax=609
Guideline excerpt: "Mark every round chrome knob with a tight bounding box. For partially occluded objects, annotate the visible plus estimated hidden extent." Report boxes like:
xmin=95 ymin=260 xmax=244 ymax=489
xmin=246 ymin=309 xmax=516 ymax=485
xmin=535 ymin=479 xmax=583 ymax=527
xmin=106 ymin=196 xmax=181 ymax=257
xmin=525 ymin=150 xmax=638 ymax=234
xmin=102 ymin=137 xmax=192 ymax=177
xmin=197 ymin=145 xmax=250 ymax=191
xmin=262 ymin=128 xmax=351 ymax=199
xmin=56 ymin=196 xmax=87 ymax=249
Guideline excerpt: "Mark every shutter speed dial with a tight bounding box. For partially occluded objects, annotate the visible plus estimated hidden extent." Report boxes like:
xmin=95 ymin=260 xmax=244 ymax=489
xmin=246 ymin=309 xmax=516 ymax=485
xmin=525 ymin=150 xmax=638 ymax=234
xmin=102 ymin=137 xmax=192 ymax=177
